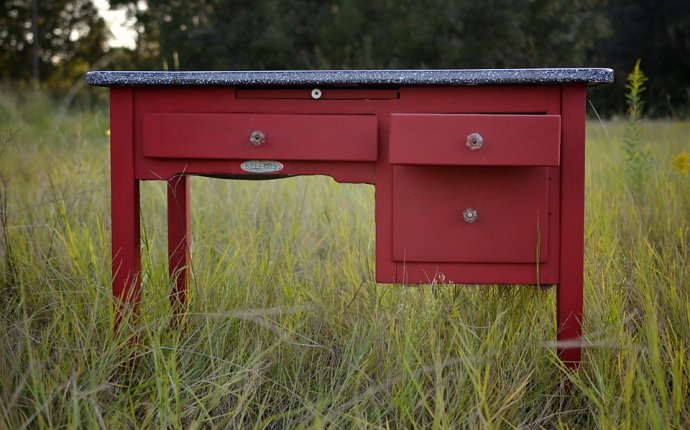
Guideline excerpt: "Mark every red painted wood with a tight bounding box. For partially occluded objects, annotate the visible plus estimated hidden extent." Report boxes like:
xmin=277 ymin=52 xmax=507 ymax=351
xmin=167 ymin=175 xmax=191 ymax=322
xmin=138 ymin=160 xmax=377 ymax=184
xmin=393 ymin=166 xmax=561 ymax=285
xmin=103 ymin=82 xmax=588 ymax=367
xmin=390 ymin=114 xmax=561 ymax=166
xmin=142 ymin=113 xmax=378 ymax=161
xmin=394 ymin=262 xmax=559 ymax=285
xmin=558 ymin=85 xmax=586 ymax=367
xmin=133 ymin=86 xmax=558 ymax=115
xmin=398 ymin=86 xmax=561 ymax=114
xmin=110 ymin=87 xmax=141 ymax=327
xmin=374 ymin=110 xmax=397 ymax=282
xmin=392 ymin=166 xmax=549 ymax=263
xmin=546 ymin=166 xmax=562 ymax=283
xmin=236 ymin=88 xmax=399 ymax=100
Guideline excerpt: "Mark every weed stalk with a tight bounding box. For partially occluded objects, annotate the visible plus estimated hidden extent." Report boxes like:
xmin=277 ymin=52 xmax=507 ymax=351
xmin=623 ymin=59 xmax=651 ymax=203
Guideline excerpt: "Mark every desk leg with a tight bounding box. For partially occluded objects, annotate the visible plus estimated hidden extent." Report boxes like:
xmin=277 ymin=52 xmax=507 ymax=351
xmin=167 ymin=175 xmax=191 ymax=321
xmin=110 ymin=87 xmax=141 ymax=328
xmin=557 ymin=85 xmax=585 ymax=367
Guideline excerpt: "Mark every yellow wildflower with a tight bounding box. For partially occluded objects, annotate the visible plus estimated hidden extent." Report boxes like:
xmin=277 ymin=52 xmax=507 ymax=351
xmin=671 ymin=152 xmax=690 ymax=175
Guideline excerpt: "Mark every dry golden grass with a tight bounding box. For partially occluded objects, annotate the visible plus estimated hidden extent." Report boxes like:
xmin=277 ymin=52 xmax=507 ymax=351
xmin=0 ymin=91 xmax=688 ymax=428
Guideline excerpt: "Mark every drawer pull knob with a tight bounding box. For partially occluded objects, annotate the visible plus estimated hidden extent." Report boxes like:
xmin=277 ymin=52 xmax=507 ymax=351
xmin=311 ymin=88 xmax=322 ymax=99
xmin=462 ymin=208 xmax=478 ymax=223
xmin=466 ymin=132 xmax=483 ymax=150
xmin=249 ymin=130 xmax=266 ymax=146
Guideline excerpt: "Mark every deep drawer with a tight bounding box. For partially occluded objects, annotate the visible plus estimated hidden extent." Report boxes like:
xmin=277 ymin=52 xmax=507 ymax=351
xmin=389 ymin=114 xmax=560 ymax=166
xmin=142 ymin=113 xmax=378 ymax=161
xmin=392 ymin=166 xmax=549 ymax=263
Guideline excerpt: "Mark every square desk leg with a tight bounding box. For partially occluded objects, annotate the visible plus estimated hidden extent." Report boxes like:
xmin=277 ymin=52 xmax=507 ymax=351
xmin=557 ymin=85 xmax=586 ymax=366
xmin=110 ymin=87 xmax=141 ymax=327
xmin=167 ymin=175 xmax=191 ymax=321
xmin=110 ymin=88 xmax=191 ymax=327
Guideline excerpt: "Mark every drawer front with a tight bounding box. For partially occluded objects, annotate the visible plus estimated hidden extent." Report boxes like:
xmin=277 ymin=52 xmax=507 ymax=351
xmin=142 ymin=113 xmax=377 ymax=161
xmin=389 ymin=114 xmax=560 ymax=166
xmin=392 ymin=166 xmax=549 ymax=263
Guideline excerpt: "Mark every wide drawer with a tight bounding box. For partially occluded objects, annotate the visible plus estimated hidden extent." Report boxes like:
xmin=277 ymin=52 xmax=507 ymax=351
xmin=392 ymin=166 xmax=549 ymax=263
xmin=142 ymin=113 xmax=378 ymax=161
xmin=389 ymin=114 xmax=560 ymax=166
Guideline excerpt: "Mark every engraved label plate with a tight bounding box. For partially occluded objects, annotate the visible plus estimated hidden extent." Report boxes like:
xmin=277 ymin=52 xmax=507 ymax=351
xmin=240 ymin=160 xmax=284 ymax=173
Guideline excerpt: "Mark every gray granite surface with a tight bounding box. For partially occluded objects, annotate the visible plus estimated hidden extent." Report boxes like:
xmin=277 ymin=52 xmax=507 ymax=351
xmin=86 ymin=68 xmax=613 ymax=87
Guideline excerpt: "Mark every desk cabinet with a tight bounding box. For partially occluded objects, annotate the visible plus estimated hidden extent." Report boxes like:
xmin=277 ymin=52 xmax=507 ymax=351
xmin=87 ymin=68 xmax=613 ymax=366
xmin=388 ymin=112 xmax=559 ymax=281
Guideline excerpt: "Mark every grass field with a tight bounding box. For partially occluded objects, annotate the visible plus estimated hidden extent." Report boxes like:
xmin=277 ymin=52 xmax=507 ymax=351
xmin=0 ymin=90 xmax=688 ymax=428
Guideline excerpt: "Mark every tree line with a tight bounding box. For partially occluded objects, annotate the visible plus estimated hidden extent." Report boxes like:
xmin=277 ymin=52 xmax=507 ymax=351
xmin=2 ymin=0 xmax=689 ymax=116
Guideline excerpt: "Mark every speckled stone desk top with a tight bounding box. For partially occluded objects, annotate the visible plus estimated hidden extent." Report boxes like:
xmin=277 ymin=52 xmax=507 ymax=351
xmin=86 ymin=68 xmax=613 ymax=87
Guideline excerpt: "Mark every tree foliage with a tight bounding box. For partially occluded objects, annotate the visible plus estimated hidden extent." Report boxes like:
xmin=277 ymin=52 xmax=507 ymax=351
xmin=111 ymin=0 xmax=609 ymax=71
xmin=2 ymin=0 xmax=690 ymax=115
xmin=0 ymin=0 xmax=108 ymax=91
xmin=590 ymin=0 xmax=690 ymax=116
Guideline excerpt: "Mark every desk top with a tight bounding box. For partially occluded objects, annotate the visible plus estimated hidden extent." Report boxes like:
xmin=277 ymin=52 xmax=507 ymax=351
xmin=86 ymin=68 xmax=613 ymax=87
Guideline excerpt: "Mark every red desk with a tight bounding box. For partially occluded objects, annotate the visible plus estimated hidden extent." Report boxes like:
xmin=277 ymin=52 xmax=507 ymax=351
xmin=87 ymin=68 xmax=613 ymax=365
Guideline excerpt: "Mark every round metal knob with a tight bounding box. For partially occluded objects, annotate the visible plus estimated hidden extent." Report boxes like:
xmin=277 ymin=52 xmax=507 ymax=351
xmin=311 ymin=88 xmax=322 ymax=99
xmin=249 ymin=130 xmax=265 ymax=146
xmin=462 ymin=208 xmax=478 ymax=223
xmin=466 ymin=132 xmax=483 ymax=150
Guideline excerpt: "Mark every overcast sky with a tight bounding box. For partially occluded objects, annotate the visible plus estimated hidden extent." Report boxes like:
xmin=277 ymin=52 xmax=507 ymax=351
xmin=94 ymin=0 xmax=137 ymax=49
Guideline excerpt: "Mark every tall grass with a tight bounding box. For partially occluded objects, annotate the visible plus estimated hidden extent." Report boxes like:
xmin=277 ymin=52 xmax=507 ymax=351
xmin=0 ymin=90 xmax=688 ymax=428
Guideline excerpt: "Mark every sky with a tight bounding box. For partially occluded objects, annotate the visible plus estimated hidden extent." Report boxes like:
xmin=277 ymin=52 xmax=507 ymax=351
xmin=94 ymin=0 xmax=137 ymax=49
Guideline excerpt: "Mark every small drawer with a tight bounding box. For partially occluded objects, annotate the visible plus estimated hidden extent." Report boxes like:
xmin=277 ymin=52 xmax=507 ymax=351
xmin=389 ymin=114 xmax=560 ymax=166
xmin=392 ymin=166 xmax=549 ymax=263
xmin=142 ymin=113 xmax=377 ymax=161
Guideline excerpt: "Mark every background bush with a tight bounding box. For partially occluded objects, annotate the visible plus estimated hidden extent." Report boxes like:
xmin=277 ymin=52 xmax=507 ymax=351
xmin=2 ymin=0 xmax=690 ymax=116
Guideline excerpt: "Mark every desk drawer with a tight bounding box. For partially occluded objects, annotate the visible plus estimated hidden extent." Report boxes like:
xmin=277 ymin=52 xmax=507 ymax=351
xmin=142 ymin=113 xmax=377 ymax=161
xmin=392 ymin=166 xmax=549 ymax=263
xmin=389 ymin=114 xmax=560 ymax=166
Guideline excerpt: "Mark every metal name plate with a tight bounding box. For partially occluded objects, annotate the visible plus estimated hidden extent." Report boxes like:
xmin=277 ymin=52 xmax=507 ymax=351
xmin=240 ymin=160 xmax=284 ymax=174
